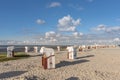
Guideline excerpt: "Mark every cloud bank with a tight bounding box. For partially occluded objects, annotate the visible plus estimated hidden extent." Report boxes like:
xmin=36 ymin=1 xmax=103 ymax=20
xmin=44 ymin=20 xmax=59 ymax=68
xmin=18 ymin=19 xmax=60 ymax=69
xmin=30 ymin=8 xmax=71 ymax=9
xmin=94 ymin=24 xmax=120 ymax=34
xmin=25 ymin=15 xmax=120 ymax=45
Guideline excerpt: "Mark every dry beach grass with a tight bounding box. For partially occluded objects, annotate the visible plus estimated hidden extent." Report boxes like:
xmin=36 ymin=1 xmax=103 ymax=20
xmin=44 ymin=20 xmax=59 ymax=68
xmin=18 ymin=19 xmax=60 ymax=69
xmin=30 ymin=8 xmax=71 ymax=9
xmin=0 ymin=47 xmax=120 ymax=80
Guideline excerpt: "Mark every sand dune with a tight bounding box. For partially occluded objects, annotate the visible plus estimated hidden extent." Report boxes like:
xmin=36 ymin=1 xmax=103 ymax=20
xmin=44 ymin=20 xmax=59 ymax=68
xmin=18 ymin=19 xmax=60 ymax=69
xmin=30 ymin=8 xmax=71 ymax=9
xmin=0 ymin=48 xmax=120 ymax=80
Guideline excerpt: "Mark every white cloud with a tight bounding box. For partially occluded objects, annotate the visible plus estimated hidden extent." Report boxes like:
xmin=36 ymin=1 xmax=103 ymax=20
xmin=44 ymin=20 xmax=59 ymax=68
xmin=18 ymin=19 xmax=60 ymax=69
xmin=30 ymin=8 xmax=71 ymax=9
xmin=95 ymin=24 xmax=106 ymax=31
xmin=50 ymin=38 xmax=57 ymax=42
xmin=113 ymin=38 xmax=120 ymax=41
xmin=58 ymin=15 xmax=81 ymax=31
xmin=48 ymin=2 xmax=61 ymax=8
xmin=106 ymin=26 xmax=120 ymax=33
xmin=45 ymin=31 xmax=61 ymax=39
xmin=44 ymin=31 xmax=60 ymax=42
xmin=72 ymin=32 xmax=84 ymax=37
xmin=36 ymin=19 xmax=45 ymax=24
xmin=79 ymin=32 xmax=84 ymax=36
xmin=56 ymin=33 xmax=61 ymax=37
xmin=72 ymin=32 xmax=79 ymax=37
xmin=45 ymin=31 xmax=56 ymax=38
xmin=93 ymin=24 xmax=120 ymax=34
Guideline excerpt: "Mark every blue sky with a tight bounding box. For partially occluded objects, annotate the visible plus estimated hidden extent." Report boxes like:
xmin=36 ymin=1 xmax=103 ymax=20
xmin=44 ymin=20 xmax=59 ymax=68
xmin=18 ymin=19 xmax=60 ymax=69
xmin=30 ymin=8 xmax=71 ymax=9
xmin=0 ymin=0 xmax=120 ymax=43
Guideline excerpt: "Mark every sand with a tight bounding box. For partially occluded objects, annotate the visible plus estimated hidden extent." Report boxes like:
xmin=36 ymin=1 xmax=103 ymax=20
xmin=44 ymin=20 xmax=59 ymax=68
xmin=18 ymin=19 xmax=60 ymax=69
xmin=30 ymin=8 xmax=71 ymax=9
xmin=0 ymin=47 xmax=120 ymax=80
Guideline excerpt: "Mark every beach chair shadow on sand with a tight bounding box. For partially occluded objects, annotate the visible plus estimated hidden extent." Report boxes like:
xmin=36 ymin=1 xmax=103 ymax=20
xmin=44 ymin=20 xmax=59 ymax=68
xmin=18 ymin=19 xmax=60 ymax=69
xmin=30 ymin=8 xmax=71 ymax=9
xmin=0 ymin=71 xmax=27 ymax=79
xmin=76 ymin=55 xmax=94 ymax=59
xmin=56 ymin=59 xmax=89 ymax=68
xmin=65 ymin=77 xmax=80 ymax=80
xmin=24 ymin=75 xmax=39 ymax=80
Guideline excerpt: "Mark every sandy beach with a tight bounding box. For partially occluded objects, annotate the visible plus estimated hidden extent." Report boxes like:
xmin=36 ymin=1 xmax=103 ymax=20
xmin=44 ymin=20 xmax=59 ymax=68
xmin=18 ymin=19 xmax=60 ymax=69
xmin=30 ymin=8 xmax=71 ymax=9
xmin=0 ymin=47 xmax=120 ymax=80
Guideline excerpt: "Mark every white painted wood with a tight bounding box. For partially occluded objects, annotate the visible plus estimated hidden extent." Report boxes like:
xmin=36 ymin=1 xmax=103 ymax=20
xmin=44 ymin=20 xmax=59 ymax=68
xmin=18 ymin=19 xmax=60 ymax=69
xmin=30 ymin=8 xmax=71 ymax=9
xmin=40 ymin=47 xmax=55 ymax=69
xmin=57 ymin=46 xmax=60 ymax=51
xmin=67 ymin=46 xmax=77 ymax=59
xmin=34 ymin=46 xmax=38 ymax=53
xmin=25 ymin=46 xmax=28 ymax=53
xmin=7 ymin=46 xmax=14 ymax=57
